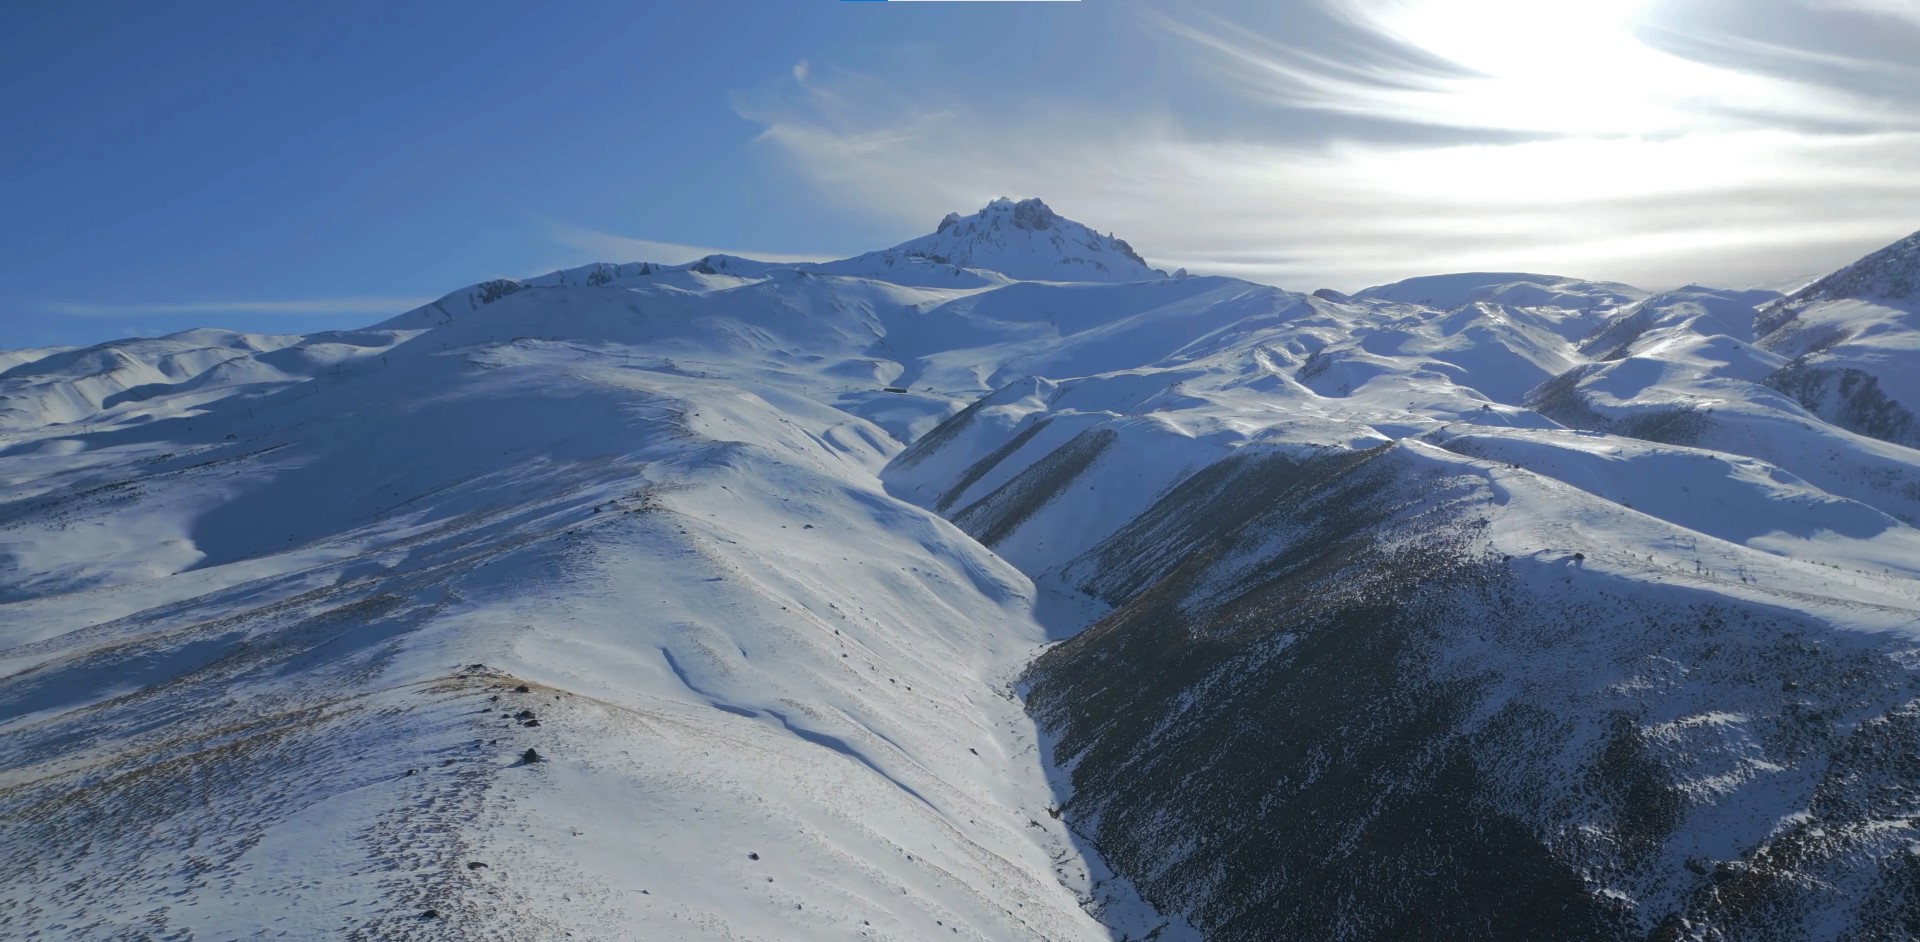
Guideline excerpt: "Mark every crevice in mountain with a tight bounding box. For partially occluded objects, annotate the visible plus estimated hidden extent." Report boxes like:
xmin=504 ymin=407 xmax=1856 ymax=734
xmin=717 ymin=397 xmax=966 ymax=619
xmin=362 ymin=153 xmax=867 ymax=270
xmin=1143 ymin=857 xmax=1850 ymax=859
xmin=1528 ymin=365 xmax=1711 ymax=447
xmin=936 ymin=417 xmax=1054 ymax=514
xmin=951 ymin=427 xmax=1117 ymax=548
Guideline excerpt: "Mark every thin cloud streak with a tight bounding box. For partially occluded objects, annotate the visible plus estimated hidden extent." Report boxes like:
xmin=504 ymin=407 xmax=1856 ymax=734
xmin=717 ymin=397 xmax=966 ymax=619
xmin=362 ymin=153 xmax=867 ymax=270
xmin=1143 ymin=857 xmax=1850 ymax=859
xmin=46 ymin=297 xmax=435 ymax=318
xmin=737 ymin=2 xmax=1920 ymax=292
xmin=1813 ymin=0 xmax=1920 ymax=24
xmin=739 ymin=79 xmax=1920 ymax=288
xmin=1156 ymin=2 xmax=1919 ymax=136
xmin=544 ymin=221 xmax=836 ymax=266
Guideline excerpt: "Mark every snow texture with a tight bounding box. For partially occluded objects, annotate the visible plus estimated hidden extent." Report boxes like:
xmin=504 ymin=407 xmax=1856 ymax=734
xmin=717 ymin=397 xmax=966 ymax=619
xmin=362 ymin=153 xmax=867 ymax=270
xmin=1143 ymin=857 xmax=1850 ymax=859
xmin=5 ymin=201 xmax=1920 ymax=941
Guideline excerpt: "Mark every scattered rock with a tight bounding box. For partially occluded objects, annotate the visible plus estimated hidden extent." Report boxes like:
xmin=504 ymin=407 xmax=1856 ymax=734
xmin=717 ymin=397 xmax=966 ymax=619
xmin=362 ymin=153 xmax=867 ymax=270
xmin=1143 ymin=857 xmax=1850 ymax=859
xmin=522 ymin=748 xmax=542 ymax=764
xmin=516 ymin=710 xmax=536 ymax=720
xmin=467 ymin=862 xmax=488 ymax=870
xmin=514 ymin=684 xmax=531 ymax=693
xmin=420 ymin=909 xmax=440 ymax=919
xmin=748 ymin=852 xmax=760 ymax=861
xmin=522 ymin=719 xmax=541 ymax=728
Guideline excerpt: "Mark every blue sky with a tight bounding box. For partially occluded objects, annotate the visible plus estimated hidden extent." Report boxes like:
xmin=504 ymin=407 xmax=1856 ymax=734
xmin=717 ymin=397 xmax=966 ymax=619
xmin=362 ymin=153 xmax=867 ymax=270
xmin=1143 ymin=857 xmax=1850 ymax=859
xmin=5 ymin=0 xmax=1919 ymax=348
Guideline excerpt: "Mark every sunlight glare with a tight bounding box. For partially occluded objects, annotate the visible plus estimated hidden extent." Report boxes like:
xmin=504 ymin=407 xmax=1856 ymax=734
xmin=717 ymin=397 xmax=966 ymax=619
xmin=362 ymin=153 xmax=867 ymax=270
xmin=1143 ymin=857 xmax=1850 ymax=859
xmin=1357 ymin=0 xmax=1709 ymax=134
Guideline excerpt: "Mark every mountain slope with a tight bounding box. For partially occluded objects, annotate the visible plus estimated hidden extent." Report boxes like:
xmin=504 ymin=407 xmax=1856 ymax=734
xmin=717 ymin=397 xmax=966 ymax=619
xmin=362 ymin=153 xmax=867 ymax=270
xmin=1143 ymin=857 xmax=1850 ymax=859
xmin=6 ymin=206 xmax=1920 ymax=942
xmin=889 ymin=224 xmax=1920 ymax=941
xmin=1753 ymin=230 xmax=1920 ymax=449
xmin=0 ymin=207 xmax=1200 ymax=941
xmin=1023 ymin=440 xmax=1920 ymax=941
xmin=1 ymin=335 xmax=1159 ymax=940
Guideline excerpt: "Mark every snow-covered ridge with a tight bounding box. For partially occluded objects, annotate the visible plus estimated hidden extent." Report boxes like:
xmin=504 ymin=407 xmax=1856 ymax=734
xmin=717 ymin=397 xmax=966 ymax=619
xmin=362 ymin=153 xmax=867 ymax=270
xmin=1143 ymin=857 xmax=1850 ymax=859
xmin=821 ymin=197 xmax=1165 ymax=285
xmin=360 ymin=198 xmax=1164 ymax=335
xmin=1354 ymin=271 xmax=1646 ymax=316
xmin=1745 ymin=229 xmax=1920 ymax=450
xmin=5 ymin=205 xmax=1920 ymax=941
xmin=1771 ymin=229 xmax=1920 ymax=310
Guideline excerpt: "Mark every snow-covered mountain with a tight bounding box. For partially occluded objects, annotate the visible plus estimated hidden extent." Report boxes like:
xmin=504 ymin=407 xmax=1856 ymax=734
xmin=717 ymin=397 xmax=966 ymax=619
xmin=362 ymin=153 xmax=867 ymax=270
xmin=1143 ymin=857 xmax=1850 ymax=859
xmin=816 ymin=197 xmax=1166 ymax=286
xmin=1754 ymin=230 xmax=1920 ymax=449
xmin=4 ymin=202 xmax=1919 ymax=941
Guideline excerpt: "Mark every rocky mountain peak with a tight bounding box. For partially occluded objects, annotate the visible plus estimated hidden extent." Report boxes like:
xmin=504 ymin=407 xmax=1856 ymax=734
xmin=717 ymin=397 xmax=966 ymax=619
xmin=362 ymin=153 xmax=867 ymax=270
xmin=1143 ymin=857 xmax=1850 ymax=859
xmin=824 ymin=197 xmax=1165 ymax=284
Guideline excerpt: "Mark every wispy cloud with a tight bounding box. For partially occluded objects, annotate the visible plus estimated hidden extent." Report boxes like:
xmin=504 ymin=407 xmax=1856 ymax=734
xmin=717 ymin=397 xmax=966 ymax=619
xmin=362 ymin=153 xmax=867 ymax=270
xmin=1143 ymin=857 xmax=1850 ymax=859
xmin=1812 ymin=0 xmax=1920 ymax=25
xmin=544 ymin=221 xmax=836 ymax=266
xmin=46 ymin=297 xmax=434 ymax=318
xmin=1164 ymin=1 xmax=1920 ymax=137
xmin=735 ymin=3 xmax=1920 ymax=291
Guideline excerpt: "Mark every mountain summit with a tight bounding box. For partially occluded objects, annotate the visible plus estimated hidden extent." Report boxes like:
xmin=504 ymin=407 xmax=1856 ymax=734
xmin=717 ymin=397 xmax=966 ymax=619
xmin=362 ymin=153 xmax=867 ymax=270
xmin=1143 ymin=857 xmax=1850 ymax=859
xmin=821 ymin=197 xmax=1166 ymax=284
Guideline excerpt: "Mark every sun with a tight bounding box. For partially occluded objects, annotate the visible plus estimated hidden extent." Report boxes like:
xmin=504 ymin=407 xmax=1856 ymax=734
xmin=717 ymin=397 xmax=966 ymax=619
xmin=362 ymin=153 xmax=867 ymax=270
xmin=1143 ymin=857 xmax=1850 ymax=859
xmin=1364 ymin=0 xmax=1675 ymax=134
xmin=1387 ymin=0 xmax=1654 ymax=57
